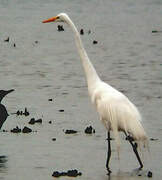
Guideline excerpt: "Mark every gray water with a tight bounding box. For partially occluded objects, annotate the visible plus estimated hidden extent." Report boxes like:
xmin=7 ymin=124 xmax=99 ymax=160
xmin=0 ymin=0 xmax=162 ymax=179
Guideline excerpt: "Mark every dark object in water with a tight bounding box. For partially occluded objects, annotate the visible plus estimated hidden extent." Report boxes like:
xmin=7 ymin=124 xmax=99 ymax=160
xmin=35 ymin=40 xmax=39 ymax=44
xmin=147 ymin=171 xmax=153 ymax=178
xmin=64 ymin=129 xmax=77 ymax=134
xmin=57 ymin=25 xmax=64 ymax=31
xmin=93 ymin=40 xmax=98 ymax=44
xmin=0 ymin=89 xmax=14 ymax=129
xmin=150 ymin=138 xmax=158 ymax=141
xmin=84 ymin=126 xmax=95 ymax=134
xmin=22 ymin=126 xmax=32 ymax=133
xmin=48 ymin=98 xmax=53 ymax=101
xmin=48 ymin=121 xmax=52 ymax=124
xmin=15 ymin=110 xmax=23 ymax=115
xmin=12 ymin=108 xmax=30 ymax=116
xmin=52 ymin=138 xmax=56 ymax=141
xmin=23 ymin=108 xmax=29 ymax=116
xmin=28 ymin=118 xmax=35 ymax=125
xmin=52 ymin=169 xmax=82 ymax=177
xmin=10 ymin=126 xmax=21 ymax=133
xmin=13 ymin=43 xmax=16 ymax=47
xmin=4 ymin=37 xmax=9 ymax=42
xmin=80 ymin=29 xmax=84 ymax=35
xmin=59 ymin=109 xmax=64 ymax=112
xmin=2 ymin=129 xmax=8 ymax=132
xmin=152 ymin=30 xmax=162 ymax=33
xmin=28 ymin=118 xmax=42 ymax=125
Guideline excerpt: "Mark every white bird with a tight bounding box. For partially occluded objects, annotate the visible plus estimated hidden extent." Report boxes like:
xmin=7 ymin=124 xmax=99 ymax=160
xmin=42 ymin=13 xmax=148 ymax=174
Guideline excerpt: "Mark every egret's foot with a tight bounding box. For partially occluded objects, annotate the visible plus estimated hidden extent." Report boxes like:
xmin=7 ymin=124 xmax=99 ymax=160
xmin=138 ymin=167 xmax=143 ymax=171
xmin=107 ymin=168 xmax=112 ymax=176
xmin=133 ymin=167 xmax=143 ymax=173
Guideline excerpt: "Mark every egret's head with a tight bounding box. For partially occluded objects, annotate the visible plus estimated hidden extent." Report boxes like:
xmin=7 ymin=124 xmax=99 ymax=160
xmin=42 ymin=13 xmax=69 ymax=24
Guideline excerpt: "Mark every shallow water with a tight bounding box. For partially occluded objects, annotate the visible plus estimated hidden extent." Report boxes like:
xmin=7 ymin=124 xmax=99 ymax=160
xmin=0 ymin=0 xmax=162 ymax=179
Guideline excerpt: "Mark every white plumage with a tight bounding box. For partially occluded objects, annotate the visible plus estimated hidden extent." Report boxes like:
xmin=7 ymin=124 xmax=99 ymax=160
xmin=92 ymin=81 xmax=147 ymax=150
xmin=43 ymin=13 xmax=148 ymax=173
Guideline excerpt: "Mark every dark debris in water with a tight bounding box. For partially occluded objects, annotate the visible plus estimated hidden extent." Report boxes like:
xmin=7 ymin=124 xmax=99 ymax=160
xmin=64 ymin=129 xmax=78 ymax=134
xmin=10 ymin=126 xmax=32 ymax=133
xmin=152 ymin=30 xmax=162 ymax=33
xmin=22 ymin=126 xmax=32 ymax=133
xmin=84 ymin=126 xmax=95 ymax=134
xmin=28 ymin=118 xmax=42 ymax=125
xmin=150 ymin=138 xmax=158 ymax=141
xmin=59 ymin=109 xmax=64 ymax=112
xmin=147 ymin=171 xmax=153 ymax=178
xmin=93 ymin=40 xmax=98 ymax=44
xmin=57 ymin=25 xmax=64 ymax=31
xmin=80 ymin=29 xmax=84 ymax=35
xmin=2 ymin=129 xmax=8 ymax=132
xmin=12 ymin=107 xmax=30 ymax=116
xmin=52 ymin=169 xmax=82 ymax=177
xmin=10 ymin=126 xmax=21 ymax=133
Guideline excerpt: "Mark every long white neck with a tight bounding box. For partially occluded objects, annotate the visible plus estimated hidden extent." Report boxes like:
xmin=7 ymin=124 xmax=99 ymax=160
xmin=66 ymin=17 xmax=101 ymax=92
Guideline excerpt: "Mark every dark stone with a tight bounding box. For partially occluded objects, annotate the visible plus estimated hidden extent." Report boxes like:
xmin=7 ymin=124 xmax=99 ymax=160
xmin=64 ymin=129 xmax=77 ymax=134
xmin=52 ymin=171 xmax=60 ymax=177
xmin=52 ymin=170 xmax=82 ymax=177
xmin=23 ymin=108 xmax=30 ymax=116
xmin=93 ymin=40 xmax=98 ymax=44
xmin=15 ymin=108 xmax=29 ymax=116
xmin=57 ymin=25 xmax=64 ymax=31
xmin=84 ymin=126 xmax=95 ymax=134
xmin=150 ymin=138 xmax=158 ymax=141
xmin=59 ymin=109 xmax=64 ymax=112
xmin=22 ymin=126 xmax=32 ymax=133
xmin=147 ymin=171 xmax=153 ymax=178
xmin=2 ymin=129 xmax=8 ymax=132
xmin=80 ymin=29 xmax=84 ymax=35
xmin=152 ymin=30 xmax=158 ymax=33
xmin=67 ymin=169 xmax=79 ymax=177
xmin=28 ymin=118 xmax=42 ymax=125
xmin=10 ymin=126 xmax=21 ymax=133
xmin=35 ymin=118 xmax=42 ymax=123
xmin=28 ymin=118 xmax=35 ymax=125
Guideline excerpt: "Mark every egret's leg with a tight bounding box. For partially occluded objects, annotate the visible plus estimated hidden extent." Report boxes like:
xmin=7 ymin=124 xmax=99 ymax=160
xmin=106 ymin=131 xmax=112 ymax=175
xmin=124 ymin=132 xmax=143 ymax=169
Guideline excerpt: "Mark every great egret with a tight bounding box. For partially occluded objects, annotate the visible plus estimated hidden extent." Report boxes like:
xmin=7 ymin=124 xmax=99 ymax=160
xmin=42 ymin=13 xmax=148 ymax=174
xmin=0 ymin=89 xmax=14 ymax=129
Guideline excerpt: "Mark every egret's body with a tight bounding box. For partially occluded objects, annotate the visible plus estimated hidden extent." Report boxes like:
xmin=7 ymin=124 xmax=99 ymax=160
xmin=43 ymin=13 xmax=148 ymax=174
